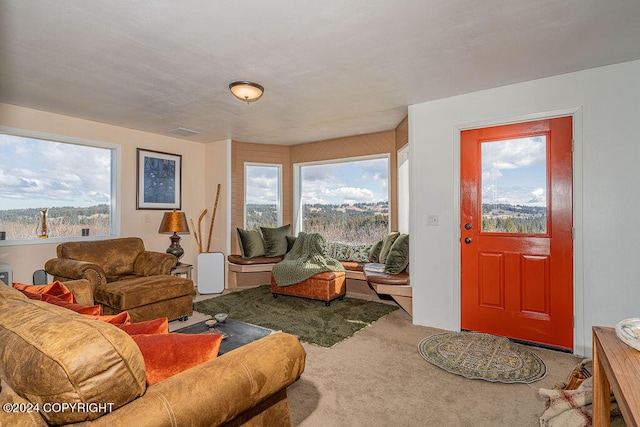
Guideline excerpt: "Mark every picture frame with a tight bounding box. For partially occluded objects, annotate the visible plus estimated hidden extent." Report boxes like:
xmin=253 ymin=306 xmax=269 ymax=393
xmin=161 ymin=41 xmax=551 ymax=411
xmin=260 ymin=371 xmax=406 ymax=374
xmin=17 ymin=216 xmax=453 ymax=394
xmin=136 ymin=148 xmax=182 ymax=210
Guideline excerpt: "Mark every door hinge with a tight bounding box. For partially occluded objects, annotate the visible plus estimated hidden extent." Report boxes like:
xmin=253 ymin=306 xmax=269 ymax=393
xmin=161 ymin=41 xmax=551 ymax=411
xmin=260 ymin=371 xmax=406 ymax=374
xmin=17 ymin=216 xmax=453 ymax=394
xmin=572 ymin=227 xmax=575 ymax=240
xmin=572 ymin=139 xmax=575 ymax=152
xmin=572 ymin=316 xmax=575 ymax=328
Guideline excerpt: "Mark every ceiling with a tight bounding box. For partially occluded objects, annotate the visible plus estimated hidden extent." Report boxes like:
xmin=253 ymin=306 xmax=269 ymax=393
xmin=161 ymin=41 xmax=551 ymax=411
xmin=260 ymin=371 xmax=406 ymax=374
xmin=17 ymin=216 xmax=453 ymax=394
xmin=2 ymin=1 xmax=640 ymax=145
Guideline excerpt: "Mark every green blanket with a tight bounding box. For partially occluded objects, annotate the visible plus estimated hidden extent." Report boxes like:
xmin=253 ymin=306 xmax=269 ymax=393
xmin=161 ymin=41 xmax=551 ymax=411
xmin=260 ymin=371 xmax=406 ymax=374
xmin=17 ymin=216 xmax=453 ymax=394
xmin=271 ymin=232 xmax=345 ymax=287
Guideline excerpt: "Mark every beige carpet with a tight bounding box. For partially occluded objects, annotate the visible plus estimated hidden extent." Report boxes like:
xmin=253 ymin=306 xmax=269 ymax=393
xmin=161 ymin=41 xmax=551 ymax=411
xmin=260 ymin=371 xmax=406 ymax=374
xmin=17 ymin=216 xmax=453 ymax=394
xmin=287 ymin=308 xmax=583 ymax=427
xmin=171 ymin=290 xmax=583 ymax=426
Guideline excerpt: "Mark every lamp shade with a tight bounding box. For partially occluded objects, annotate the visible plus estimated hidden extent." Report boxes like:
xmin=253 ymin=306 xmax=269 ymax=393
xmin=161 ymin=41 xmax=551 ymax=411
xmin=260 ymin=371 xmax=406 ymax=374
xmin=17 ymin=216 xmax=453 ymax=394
xmin=158 ymin=211 xmax=189 ymax=234
xmin=229 ymin=81 xmax=264 ymax=103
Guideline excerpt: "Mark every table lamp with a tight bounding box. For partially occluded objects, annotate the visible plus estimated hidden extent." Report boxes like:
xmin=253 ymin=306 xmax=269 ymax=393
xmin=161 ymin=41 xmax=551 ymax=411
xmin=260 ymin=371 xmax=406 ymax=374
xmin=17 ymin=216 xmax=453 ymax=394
xmin=158 ymin=210 xmax=190 ymax=260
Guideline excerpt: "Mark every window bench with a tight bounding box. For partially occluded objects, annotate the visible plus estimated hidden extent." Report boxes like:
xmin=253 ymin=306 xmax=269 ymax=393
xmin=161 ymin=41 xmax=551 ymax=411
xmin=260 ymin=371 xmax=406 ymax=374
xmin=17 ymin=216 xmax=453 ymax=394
xmin=363 ymin=267 xmax=411 ymax=316
xmin=226 ymin=255 xmax=411 ymax=315
xmin=227 ymin=255 xmax=283 ymax=288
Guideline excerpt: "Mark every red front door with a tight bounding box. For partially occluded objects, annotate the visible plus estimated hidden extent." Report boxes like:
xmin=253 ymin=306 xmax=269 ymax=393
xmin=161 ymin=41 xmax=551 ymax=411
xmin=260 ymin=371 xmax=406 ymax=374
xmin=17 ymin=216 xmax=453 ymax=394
xmin=460 ymin=117 xmax=573 ymax=350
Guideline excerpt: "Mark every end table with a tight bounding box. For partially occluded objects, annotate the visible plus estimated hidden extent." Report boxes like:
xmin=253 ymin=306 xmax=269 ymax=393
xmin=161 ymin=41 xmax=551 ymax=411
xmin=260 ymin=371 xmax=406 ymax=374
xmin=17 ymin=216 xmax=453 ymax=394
xmin=171 ymin=263 xmax=193 ymax=280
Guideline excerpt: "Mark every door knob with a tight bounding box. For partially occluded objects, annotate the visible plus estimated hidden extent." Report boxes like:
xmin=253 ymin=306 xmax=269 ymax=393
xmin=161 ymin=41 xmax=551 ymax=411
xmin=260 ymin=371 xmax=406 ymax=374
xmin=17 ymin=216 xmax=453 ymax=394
xmin=464 ymin=223 xmax=472 ymax=230
xmin=464 ymin=237 xmax=472 ymax=244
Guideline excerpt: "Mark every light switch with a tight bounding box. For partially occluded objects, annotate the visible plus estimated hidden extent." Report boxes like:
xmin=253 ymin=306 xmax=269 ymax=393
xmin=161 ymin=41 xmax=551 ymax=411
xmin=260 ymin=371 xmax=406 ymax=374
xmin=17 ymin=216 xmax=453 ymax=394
xmin=427 ymin=214 xmax=439 ymax=226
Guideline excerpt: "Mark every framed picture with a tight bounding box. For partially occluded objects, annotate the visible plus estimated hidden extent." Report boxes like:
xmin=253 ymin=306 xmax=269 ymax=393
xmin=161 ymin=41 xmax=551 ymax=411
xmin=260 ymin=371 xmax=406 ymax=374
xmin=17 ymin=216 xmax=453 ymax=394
xmin=136 ymin=148 xmax=182 ymax=210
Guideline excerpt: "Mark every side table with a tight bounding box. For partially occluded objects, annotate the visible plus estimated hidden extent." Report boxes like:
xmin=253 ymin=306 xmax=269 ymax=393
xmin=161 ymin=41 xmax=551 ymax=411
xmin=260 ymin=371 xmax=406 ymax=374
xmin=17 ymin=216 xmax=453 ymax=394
xmin=593 ymin=326 xmax=640 ymax=426
xmin=171 ymin=263 xmax=193 ymax=280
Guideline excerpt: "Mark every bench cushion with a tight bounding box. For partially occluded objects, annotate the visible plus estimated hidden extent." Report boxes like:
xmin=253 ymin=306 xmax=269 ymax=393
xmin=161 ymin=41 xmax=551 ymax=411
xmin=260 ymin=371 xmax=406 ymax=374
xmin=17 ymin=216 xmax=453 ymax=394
xmin=340 ymin=261 xmax=366 ymax=272
xmin=228 ymin=254 xmax=283 ymax=265
xmin=364 ymin=269 xmax=410 ymax=286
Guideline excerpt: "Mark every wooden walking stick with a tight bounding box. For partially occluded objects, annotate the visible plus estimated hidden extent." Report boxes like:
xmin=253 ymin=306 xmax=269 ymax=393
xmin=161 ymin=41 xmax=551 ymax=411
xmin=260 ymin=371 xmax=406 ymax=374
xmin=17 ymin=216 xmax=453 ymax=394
xmin=197 ymin=209 xmax=207 ymax=253
xmin=190 ymin=218 xmax=200 ymax=250
xmin=206 ymin=184 xmax=221 ymax=253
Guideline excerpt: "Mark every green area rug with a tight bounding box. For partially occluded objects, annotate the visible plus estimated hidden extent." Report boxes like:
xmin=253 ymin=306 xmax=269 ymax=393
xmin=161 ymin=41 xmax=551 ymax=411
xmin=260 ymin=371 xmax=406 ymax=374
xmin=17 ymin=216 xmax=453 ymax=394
xmin=194 ymin=285 xmax=398 ymax=348
xmin=418 ymin=331 xmax=547 ymax=384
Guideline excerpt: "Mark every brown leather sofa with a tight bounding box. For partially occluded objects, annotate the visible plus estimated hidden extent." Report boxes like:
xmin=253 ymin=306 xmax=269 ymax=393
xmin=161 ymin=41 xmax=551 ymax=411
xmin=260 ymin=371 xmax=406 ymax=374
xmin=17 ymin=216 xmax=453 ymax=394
xmin=0 ymin=284 xmax=306 ymax=426
xmin=45 ymin=237 xmax=194 ymax=322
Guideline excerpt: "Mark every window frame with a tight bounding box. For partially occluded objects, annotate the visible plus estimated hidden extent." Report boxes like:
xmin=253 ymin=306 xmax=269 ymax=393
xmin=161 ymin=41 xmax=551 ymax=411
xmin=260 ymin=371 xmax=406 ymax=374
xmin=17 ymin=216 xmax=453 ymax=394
xmin=293 ymin=153 xmax=391 ymax=238
xmin=0 ymin=126 xmax=121 ymax=246
xmin=243 ymin=162 xmax=283 ymax=229
xmin=397 ymin=144 xmax=409 ymax=234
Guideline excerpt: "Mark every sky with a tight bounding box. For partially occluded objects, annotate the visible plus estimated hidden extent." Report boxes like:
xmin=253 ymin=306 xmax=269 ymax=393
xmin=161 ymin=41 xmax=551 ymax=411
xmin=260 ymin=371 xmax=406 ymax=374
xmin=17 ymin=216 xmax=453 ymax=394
xmin=0 ymin=134 xmax=111 ymax=210
xmin=481 ymin=136 xmax=547 ymax=207
xmin=300 ymin=158 xmax=388 ymax=205
xmin=245 ymin=157 xmax=389 ymax=206
xmin=245 ymin=165 xmax=280 ymax=205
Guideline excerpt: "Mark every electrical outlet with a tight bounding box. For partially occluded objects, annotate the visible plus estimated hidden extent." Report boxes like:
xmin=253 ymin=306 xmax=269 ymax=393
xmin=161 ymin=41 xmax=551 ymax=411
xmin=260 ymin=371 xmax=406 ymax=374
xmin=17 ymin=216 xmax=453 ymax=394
xmin=427 ymin=214 xmax=439 ymax=226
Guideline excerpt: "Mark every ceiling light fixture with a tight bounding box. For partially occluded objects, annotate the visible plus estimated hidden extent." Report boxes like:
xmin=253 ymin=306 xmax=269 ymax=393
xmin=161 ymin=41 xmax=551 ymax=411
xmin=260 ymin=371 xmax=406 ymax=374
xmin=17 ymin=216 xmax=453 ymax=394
xmin=229 ymin=81 xmax=264 ymax=104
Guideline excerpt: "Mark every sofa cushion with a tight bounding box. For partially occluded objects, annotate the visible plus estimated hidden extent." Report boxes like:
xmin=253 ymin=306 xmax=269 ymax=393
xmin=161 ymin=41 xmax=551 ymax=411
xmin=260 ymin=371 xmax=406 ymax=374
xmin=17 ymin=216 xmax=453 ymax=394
xmin=117 ymin=317 xmax=169 ymax=335
xmin=56 ymin=237 xmax=146 ymax=278
xmin=261 ymin=224 xmax=291 ymax=257
xmin=237 ymin=228 xmax=266 ymax=258
xmin=0 ymin=285 xmax=146 ymax=425
xmin=132 ymin=333 xmax=222 ymax=385
xmin=378 ymin=232 xmax=400 ymax=264
xmin=94 ymin=276 xmax=194 ymax=310
xmin=385 ymin=234 xmax=410 ymax=274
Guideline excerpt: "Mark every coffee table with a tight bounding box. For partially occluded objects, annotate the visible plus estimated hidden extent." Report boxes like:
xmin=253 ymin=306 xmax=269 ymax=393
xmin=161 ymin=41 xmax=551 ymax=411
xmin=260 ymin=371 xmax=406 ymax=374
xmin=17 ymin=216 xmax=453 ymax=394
xmin=176 ymin=318 xmax=275 ymax=355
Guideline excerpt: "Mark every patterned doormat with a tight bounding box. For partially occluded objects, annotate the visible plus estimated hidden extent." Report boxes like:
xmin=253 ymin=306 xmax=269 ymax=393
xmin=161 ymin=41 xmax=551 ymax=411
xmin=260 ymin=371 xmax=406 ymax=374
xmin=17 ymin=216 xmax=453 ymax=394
xmin=418 ymin=331 xmax=547 ymax=384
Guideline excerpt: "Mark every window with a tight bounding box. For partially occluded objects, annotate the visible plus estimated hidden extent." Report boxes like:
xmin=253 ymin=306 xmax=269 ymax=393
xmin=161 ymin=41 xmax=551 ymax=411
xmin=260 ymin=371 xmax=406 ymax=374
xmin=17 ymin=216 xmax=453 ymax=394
xmin=0 ymin=128 xmax=117 ymax=243
xmin=244 ymin=164 xmax=281 ymax=230
xmin=294 ymin=155 xmax=389 ymax=245
xmin=481 ymin=136 xmax=547 ymax=234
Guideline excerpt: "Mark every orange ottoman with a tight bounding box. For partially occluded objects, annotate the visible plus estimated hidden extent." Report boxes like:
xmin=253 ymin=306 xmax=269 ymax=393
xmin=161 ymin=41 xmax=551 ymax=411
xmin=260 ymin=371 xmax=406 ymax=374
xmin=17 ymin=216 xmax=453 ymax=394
xmin=270 ymin=271 xmax=346 ymax=306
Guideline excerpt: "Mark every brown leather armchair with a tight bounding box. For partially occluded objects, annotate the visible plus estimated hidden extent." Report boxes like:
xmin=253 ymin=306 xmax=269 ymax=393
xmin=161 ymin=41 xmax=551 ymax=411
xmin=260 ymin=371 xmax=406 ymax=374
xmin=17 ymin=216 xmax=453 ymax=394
xmin=45 ymin=237 xmax=176 ymax=286
xmin=45 ymin=237 xmax=194 ymax=322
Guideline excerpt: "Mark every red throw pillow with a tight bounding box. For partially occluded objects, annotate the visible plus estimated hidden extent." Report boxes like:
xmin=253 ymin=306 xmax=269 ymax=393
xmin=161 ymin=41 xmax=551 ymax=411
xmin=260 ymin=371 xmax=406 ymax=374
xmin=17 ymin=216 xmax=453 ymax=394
xmin=81 ymin=311 xmax=131 ymax=325
xmin=41 ymin=293 xmax=102 ymax=316
xmin=117 ymin=318 xmax=169 ymax=336
xmin=132 ymin=333 xmax=222 ymax=386
xmin=13 ymin=281 xmax=76 ymax=303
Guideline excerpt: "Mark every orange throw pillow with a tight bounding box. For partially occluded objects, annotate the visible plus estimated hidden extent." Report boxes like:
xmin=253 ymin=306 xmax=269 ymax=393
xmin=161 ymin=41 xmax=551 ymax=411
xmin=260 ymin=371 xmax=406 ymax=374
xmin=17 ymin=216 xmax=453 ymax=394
xmin=20 ymin=290 xmax=43 ymax=300
xmin=41 ymin=293 xmax=102 ymax=316
xmin=13 ymin=281 xmax=76 ymax=302
xmin=81 ymin=311 xmax=131 ymax=325
xmin=132 ymin=333 xmax=222 ymax=385
xmin=117 ymin=318 xmax=169 ymax=336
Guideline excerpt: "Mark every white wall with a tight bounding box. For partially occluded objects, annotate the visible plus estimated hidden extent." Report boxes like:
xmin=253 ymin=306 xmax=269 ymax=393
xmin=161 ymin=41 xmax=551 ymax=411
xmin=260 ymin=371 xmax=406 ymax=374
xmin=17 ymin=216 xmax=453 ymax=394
xmin=0 ymin=104 xmax=228 ymax=287
xmin=409 ymin=59 xmax=640 ymax=356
